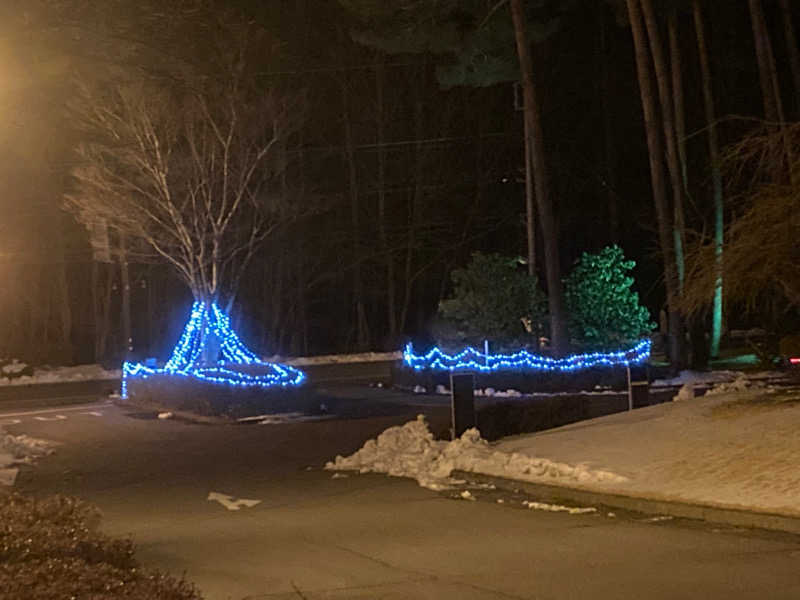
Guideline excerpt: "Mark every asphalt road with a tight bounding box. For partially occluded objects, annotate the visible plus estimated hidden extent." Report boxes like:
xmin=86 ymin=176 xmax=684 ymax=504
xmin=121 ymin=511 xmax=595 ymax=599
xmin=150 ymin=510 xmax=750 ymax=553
xmin=4 ymin=394 xmax=800 ymax=600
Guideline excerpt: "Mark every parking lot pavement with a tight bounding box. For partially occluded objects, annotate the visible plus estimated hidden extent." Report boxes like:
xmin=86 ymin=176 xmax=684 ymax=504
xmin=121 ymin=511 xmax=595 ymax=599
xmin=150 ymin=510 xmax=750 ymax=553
xmin=5 ymin=397 xmax=800 ymax=600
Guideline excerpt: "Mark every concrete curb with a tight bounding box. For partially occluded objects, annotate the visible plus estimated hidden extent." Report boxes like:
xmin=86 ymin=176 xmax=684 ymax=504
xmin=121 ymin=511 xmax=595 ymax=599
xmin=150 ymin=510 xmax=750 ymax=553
xmin=453 ymin=470 xmax=800 ymax=536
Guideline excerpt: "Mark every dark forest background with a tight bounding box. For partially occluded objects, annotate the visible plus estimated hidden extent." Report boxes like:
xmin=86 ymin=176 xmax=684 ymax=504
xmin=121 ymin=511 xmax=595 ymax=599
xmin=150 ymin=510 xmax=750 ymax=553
xmin=0 ymin=0 xmax=797 ymax=366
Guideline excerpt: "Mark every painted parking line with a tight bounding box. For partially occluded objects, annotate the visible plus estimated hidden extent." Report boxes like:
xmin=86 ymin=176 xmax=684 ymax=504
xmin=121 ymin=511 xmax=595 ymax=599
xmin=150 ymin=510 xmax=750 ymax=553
xmin=33 ymin=415 xmax=68 ymax=422
xmin=0 ymin=402 xmax=112 ymax=420
xmin=0 ymin=419 xmax=21 ymax=426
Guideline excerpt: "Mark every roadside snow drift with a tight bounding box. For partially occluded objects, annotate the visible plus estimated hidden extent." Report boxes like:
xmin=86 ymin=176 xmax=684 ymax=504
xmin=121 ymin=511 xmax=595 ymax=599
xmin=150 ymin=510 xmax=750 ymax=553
xmin=325 ymin=415 xmax=627 ymax=491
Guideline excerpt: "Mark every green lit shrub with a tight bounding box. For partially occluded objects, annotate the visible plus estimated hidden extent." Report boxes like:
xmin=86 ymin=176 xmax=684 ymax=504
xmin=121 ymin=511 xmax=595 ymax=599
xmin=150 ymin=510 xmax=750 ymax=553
xmin=565 ymin=245 xmax=654 ymax=350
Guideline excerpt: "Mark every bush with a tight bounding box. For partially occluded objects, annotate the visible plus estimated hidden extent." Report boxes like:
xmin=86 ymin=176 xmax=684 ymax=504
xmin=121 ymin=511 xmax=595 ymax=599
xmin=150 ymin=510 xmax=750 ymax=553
xmin=0 ymin=493 xmax=201 ymax=600
xmin=565 ymin=245 xmax=654 ymax=349
xmin=438 ymin=252 xmax=546 ymax=347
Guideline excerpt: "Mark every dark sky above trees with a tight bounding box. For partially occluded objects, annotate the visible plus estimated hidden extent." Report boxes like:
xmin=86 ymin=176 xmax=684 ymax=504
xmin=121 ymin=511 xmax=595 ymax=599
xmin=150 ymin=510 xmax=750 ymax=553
xmin=0 ymin=0 xmax=797 ymax=365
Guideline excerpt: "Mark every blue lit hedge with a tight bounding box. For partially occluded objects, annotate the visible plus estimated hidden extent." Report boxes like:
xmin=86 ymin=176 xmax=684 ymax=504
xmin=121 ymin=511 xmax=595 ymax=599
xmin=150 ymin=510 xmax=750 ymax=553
xmin=402 ymin=339 xmax=651 ymax=373
xmin=122 ymin=301 xmax=305 ymax=399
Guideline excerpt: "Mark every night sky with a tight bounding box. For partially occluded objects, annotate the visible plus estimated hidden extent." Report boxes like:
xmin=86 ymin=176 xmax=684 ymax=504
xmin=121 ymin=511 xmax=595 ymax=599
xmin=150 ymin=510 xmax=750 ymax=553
xmin=0 ymin=0 xmax=797 ymax=365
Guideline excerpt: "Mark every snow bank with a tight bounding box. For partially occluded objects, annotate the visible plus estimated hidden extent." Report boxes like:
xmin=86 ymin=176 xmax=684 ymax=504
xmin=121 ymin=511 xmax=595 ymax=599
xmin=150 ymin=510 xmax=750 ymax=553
xmin=325 ymin=415 xmax=627 ymax=491
xmin=496 ymin=383 xmax=800 ymax=516
xmin=0 ymin=364 xmax=120 ymax=386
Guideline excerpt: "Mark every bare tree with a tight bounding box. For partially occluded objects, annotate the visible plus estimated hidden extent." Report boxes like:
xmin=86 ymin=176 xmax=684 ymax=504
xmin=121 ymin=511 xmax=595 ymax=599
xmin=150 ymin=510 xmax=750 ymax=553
xmin=67 ymin=52 xmax=301 ymax=312
xmin=682 ymin=124 xmax=800 ymax=315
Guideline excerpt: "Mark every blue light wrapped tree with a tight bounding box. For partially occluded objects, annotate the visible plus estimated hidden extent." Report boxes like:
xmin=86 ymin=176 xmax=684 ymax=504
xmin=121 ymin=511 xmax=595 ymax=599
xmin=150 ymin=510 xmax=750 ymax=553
xmin=65 ymin=39 xmax=307 ymax=406
xmin=122 ymin=302 xmax=304 ymax=400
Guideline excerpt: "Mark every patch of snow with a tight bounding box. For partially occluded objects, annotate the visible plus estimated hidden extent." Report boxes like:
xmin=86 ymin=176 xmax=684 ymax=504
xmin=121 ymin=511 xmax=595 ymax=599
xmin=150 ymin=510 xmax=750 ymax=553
xmin=493 ymin=389 xmax=523 ymax=398
xmin=653 ymin=369 xmax=742 ymax=388
xmin=672 ymin=383 xmax=695 ymax=402
xmin=325 ymin=415 xmax=627 ymax=492
xmin=1 ymin=360 xmax=28 ymax=375
xmin=435 ymin=384 xmax=449 ymax=395
xmin=522 ymin=500 xmax=597 ymax=515
xmin=237 ymin=412 xmax=335 ymax=425
xmin=331 ymin=472 xmax=349 ymax=479
xmin=459 ymin=490 xmax=476 ymax=501
xmin=413 ymin=385 xmax=427 ymax=394
xmin=0 ymin=364 xmax=120 ymax=386
xmin=495 ymin=384 xmax=800 ymax=516
xmin=0 ymin=432 xmax=56 ymax=486
xmin=704 ymin=375 xmax=767 ymax=396
xmin=157 ymin=412 xmax=174 ymax=420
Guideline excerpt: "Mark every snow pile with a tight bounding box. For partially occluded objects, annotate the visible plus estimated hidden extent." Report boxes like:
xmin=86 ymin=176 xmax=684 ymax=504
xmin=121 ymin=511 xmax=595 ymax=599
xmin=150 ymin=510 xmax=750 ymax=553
xmin=0 ymin=364 xmax=121 ymax=386
xmin=653 ymin=369 xmax=742 ymax=388
xmin=672 ymin=383 xmax=695 ymax=402
xmin=1 ymin=360 xmax=29 ymax=376
xmin=0 ymin=431 xmax=56 ymax=486
xmin=2 ymin=432 xmax=55 ymax=463
xmin=325 ymin=415 xmax=628 ymax=491
xmin=704 ymin=375 xmax=768 ymax=396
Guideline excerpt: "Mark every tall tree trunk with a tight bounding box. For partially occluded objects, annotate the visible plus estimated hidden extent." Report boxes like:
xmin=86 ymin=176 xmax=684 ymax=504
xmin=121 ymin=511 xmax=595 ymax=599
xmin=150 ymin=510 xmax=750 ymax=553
xmin=400 ymin=66 xmax=426 ymax=335
xmin=510 ymin=0 xmax=568 ymax=356
xmin=626 ymin=0 xmax=685 ymax=367
xmin=641 ymin=0 xmax=686 ymax=290
xmin=375 ymin=52 xmax=397 ymax=344
xmin=693 ymin=0 xmax=724 ymax=359
xmin=749 ymin=0 xmax=794 ymax=184
xmin=340 ymin=67 xmax=369 ymax=350
xmin=118 ymin=231 xmax=132 ymax=360
xmin=668 ymin=10 xmax=689 ymax=197
xmin=749 ymin=0 xmax=782 ymax=124
xmin=92 ymin=261 xmax=113 ymax=362
xmin=523 ymin=101 xmax=536 ymax=275
xmin=54 ymin=223 xmax=73 ymax=363
xmin=779 ymin=0 xmax=800 ymax=114
xmin=598 ymin=5 xmax=619 ymax=243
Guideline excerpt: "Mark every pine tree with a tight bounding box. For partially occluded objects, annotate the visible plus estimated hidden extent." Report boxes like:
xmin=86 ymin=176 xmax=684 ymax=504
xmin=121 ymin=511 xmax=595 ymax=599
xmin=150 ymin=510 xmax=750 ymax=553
xmin=565 ymin=246 xmax=654 ymax=349
xmin=438 ymin=252 xmax=546 ymax=346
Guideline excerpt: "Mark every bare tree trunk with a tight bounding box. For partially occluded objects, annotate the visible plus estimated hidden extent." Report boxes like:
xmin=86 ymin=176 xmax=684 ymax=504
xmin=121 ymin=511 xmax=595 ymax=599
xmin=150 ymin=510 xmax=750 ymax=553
xmin=598 ymin=5 xmax=619 ymax=243
xmin=399 ymin=69 xmax=426 ymax=335
xmin=523 ymin=98 xmax=536 ymax=275
xmin=375 ymin=52 xmax=397 ymax=343
xmin=779 ymin=0 xmax=800 ymax=114
xmin=340 ymin=62 xmax=369 ymax=350
xmin=54 ymin=224 xmax=73 ymax=363
xmin=693 ymin=0 xmax=724 ymax=359
xmin=510 ymin=0 xmax=568 ymax=356
xmin=749 ymin=0 xmax=794 ymax=185
xmin=118 ymin=231 xmax=132 ymax=360
xmin=91 ymin=261 xmax=112 ymax=362
xmin=668 ymin=10 xmax=689 ymax=196
xmin=626 ymin=0 xmax=685 ymax=367
xmin=749 ymin=0 xmax=783 ymax=124
xmin=641 ymin=0 xmax=686 ymax=290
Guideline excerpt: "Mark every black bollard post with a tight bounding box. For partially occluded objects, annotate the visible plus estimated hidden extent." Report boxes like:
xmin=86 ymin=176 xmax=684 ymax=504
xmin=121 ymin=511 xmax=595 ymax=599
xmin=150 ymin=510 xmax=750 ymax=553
xmin=450 ymin=373 xmax=476 ymax=439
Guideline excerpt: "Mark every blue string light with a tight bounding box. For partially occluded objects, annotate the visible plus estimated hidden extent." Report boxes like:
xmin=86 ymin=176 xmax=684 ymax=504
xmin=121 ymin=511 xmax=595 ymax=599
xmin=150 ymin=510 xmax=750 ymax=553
xmin=402 ymin=339 xmax=651 ymax=373
xmin=121 ymin=301 xmax=305 ymax=399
